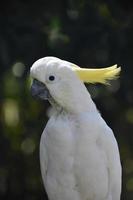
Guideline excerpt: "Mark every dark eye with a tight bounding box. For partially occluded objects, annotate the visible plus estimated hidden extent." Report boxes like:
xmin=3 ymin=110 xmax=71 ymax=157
xmin=49 ymin=75 xmax=55 ymax=81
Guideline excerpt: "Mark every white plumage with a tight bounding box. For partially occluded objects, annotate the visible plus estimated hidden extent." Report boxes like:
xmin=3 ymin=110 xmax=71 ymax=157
xmin=30 ymin=57 xmax=122 ymax=200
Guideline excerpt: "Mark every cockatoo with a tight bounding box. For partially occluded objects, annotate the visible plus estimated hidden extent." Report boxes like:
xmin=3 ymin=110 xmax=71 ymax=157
xmin=30 ymin=57 xmax=122 ymax=200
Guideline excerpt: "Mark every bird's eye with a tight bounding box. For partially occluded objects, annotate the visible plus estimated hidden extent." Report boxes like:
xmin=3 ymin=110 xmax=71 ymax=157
xmin=49 ymin=75 xmax=55 ymax=81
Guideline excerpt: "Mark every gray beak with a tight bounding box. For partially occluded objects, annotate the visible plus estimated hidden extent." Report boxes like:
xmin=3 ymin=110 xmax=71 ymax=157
xmin=31 ymin=79 xmax=50 ymax=100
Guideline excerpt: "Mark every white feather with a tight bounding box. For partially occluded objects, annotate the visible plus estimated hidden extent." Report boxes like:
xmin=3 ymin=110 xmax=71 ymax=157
xmin=30 ymin=57 xmax=122 ymax=200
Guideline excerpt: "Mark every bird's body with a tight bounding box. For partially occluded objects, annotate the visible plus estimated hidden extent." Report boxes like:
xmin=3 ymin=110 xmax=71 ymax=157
xmin=40 ymin=104 xmax=121 ymax=200
xmin=30 ymin=57 xmax=122 ymax=200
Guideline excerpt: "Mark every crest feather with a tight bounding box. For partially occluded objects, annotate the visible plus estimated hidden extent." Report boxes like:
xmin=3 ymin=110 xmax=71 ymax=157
xmin=73 ymin=65 xmax=121 ymax=84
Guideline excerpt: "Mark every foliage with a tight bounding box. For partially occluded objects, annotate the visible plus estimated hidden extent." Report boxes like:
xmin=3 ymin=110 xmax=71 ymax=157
xmin=0 ymin=0 xmax=133 ymax=199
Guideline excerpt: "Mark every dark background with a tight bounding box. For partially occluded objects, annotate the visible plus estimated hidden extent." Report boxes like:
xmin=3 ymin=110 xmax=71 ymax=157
xmin=0 ymin=0 xmax=133 ymax=199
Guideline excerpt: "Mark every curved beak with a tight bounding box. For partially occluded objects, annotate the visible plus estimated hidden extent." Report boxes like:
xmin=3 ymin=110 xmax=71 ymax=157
xmin=31 ymin=79 xmax=50 ymax=100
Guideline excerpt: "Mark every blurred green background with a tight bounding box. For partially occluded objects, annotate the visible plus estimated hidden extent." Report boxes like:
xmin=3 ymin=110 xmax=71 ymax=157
xmin=0 ymin=0 xmax=133 ymax=199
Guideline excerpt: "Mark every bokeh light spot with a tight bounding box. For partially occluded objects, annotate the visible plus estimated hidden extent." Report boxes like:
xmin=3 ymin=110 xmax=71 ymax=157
xmin=12 ymin=62 xmax=25 ymax=77
xmin=21 ymin=138 xmax=36 ymax=155
xmin=3 ymin=99 xmax=19 ymax=127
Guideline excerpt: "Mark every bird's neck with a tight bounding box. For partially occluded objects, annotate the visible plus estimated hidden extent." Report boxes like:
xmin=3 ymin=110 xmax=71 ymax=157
xmin=49 ymin=86 xmax=97 ymax=116
xmin=70 ymin=89 xmax=97 ymax=114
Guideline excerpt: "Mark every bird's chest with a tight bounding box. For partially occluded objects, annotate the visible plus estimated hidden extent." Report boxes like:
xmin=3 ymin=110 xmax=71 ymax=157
xmin=40 ymin=114 xmax=108 ymax=200
xmin=41 ymin=114 xmax=80 ymax=200
xmin=45 ymin=114 xmax=75 ymax=163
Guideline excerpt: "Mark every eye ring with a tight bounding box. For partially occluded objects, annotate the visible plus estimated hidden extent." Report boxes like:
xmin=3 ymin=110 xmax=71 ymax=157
xmin=49 ymin=75 xmax=55 ymax=81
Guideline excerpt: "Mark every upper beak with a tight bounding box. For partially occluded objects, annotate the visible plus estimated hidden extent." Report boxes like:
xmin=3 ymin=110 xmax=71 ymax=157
xmin=31 ymin=79 xmax=50 ymax=100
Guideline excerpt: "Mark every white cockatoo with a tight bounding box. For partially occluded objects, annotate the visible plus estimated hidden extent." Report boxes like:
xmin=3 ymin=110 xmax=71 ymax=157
xmin=30 ymin=57 xmax=122 ymax=200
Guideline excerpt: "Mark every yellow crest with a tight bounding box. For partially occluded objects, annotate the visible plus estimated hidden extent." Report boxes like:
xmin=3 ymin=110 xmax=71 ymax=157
xmin=72 ymin=64 xmax=121 ymax=84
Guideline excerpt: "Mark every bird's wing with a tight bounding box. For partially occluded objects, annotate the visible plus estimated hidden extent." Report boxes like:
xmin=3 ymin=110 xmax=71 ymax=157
xmin=75 ymin=114 xmax=121 ymax=200
xmin=99 ymin=124 xmax=122 ymax=199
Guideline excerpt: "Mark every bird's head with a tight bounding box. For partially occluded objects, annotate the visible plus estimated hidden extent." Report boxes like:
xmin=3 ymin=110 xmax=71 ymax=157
xmin=30 ymin=56 xmax=121 ymax=113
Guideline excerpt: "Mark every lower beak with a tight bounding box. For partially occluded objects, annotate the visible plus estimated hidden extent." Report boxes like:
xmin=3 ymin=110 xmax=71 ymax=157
xmin=31 ymin=79 xmax=50 ymax=100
